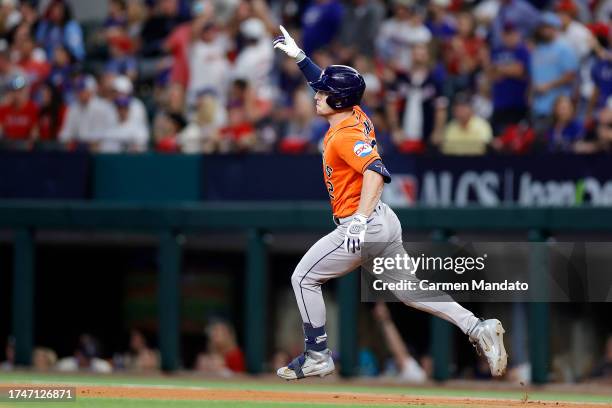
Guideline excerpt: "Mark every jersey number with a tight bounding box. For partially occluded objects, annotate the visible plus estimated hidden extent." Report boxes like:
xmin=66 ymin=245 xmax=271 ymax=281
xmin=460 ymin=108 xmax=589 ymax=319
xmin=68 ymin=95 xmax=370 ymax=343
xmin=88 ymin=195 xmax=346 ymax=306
xmin=363 ymin=120 xmax=373 ymax=137
xmin=325 ymin=165 xmax=334 ymax=200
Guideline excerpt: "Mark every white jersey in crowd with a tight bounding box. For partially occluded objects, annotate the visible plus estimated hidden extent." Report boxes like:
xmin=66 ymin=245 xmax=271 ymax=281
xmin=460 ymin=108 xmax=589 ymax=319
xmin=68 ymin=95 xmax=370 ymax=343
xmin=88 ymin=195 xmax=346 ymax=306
xmin=187 ymin=36 xmax=231 ymax=107
xmin=559 ymin=21 xmax=594 ymax=61
xmin=101 ymin=97 xmax=149 ymax=153
xmin=376 ymin=18 xmax=431 ymax=71
xmin=233 ymin=35 xmax=274 ymax=100
xmin=59 ymin=96 xmax=116 ymax=144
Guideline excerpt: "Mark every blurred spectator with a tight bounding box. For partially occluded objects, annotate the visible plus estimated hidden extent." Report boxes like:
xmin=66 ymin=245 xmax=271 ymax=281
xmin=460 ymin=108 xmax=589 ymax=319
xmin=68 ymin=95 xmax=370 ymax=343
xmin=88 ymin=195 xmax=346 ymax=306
xmin=587 ymin=26 xmax=612 ymax=122
xmin=276 ymin=30 xmax=305 ymax=106
xmin=597 ymin=102 xmax=612 ymax=152
xmin=186 ymin=20 xmax=230 ymax=108
xmin=140 ymin=0 xmax=190 ymax=56
xmin=105 ymin=33 xmax=137 ymax=81
xmin=385 ymin=43 xmax=447 ymax=153
xmin=154 ymin=111 xmax=186 ymax=152
xmin=0 ymin=74 xmax=38 ymax=143
xmin=425 ymin=0 xmax=456 ymax=41
xmin=59 ymin=75 xmax=117 ymax=148
xmin=126 ymin=0 xmax=147 ymax=39
xmin=0 ymin=0 xmax=21 ymax=37
xmin=354 ymin=55 xmax=382 ymax=112
xmin=0 ymin=42 xmax=22 ymax=102
xmin=376 ymin=0 xmax=431 ymax=72
xmin=48 ymin=45 xmax=75 ymax=100
xmin=179 ymin=89 xmax=224 ymax=153
xmin=301 ymin=0 xmax=343 ymax=55
xmin=13 ymin=26 xmax=50 ymax=88
xmin=233 ymin=18 xmax=274 ymax=104
xmin=35 ymin=0 xmax=84 ymax=62
xmin=124 ymin=329 xmax=159 ymax=371
xmin=491 ymin=121 xmax=535 ymax=154
xmin=372 ymin=302 xmax=428 ymax=383
xmin=595 ymin=0 xmax=612 ymax=23
xmin=152 ymin=81 xmax=187 ymax=151
xmin=530 ymin=12 xmax=578 ymax=133
xmin=218 ymin=78 xmax=257 ymax=153
xmin=195 ymin=319 xmax=245 ymax=375
xmin=473 ymin=0 xmax=500 ymax=31
xmin=591 ymin=334 xmax=612 ymax=379
xmin=442 ymin=92 xmax=492 ymax=155
xmin=1 ymin=336 xmax=15 ymax=370
xmin=37 ymin=81 xmax=66 ymax=141
xmin=163 ymin=0 xmax=213 ymax=90
xmin=338 ymin=0 xmax=385 ymax=60
xmin=219 ymin=105 xmax=256 ymax=153
xmin=545 ymin=95 xmax=584 ymax=152
xmin=18 ymin=0 xmax=40 ymax=30
xmin=444 ymin=11 xmax=484 ymax=92
xmin=472 ymin=75 xmax=493 ymax=121
xmin=485 ymin=22 xmax=530 ymax=135
xmin=104 ymin=0 xmax=128 ymax=32
xmin=102 ymin=75 xmax=148 ymax=152
xmin=556 ymin=0 xmax=594 ymax=61
xmin=56 ymin=334 xmax=112 ymax=373
xmin=490 ymin=0 xmax=539 ymax=48
xmin=279 ymin=88 xmax=326 ymax=154
xmin=32 ymin=347 xmax=57 ymax=371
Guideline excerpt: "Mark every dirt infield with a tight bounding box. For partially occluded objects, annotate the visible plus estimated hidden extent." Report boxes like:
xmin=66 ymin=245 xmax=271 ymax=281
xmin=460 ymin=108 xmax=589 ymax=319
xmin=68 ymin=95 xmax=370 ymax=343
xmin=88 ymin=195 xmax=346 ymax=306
xmin=71 ymin=385 xmax=609 ymax=407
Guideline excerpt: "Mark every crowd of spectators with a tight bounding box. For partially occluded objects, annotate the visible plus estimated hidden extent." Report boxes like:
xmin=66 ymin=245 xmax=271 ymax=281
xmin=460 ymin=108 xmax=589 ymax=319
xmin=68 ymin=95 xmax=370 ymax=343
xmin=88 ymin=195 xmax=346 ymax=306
xmin=3 ymin=320 xmax=611 ymax=383
xmin=0 ymin=0 xmax=611 ymax=155
xmin=1 ymin=322 xmax=246 ymax=375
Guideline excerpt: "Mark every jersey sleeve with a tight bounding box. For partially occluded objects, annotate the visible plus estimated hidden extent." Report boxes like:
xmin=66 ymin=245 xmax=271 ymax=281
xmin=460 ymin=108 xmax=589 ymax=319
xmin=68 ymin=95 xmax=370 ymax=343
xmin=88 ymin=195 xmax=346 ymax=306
xmin=333 ymin=128 xmax=381 ymax=174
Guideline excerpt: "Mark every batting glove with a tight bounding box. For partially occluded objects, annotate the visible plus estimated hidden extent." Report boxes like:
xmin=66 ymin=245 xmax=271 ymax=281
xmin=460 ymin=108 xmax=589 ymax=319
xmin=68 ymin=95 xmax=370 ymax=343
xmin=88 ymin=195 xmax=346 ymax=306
xmin=273 ymin=25 xmax=305 ymax=62
xmin=344 ymin=214 xmax=368 ymax=254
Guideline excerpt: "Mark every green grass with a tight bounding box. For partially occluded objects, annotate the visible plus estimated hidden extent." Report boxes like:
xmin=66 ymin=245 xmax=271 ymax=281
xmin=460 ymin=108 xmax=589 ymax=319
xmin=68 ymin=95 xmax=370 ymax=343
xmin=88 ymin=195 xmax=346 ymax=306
xmin=0 ymin=372 xmax=610 ymax=407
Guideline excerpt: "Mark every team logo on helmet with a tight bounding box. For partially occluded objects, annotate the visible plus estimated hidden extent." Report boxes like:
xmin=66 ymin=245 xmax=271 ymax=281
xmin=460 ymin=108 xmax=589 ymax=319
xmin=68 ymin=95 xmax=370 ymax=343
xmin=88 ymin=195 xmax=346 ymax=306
xmin=353 ymin=141 xmax=373 ymax=157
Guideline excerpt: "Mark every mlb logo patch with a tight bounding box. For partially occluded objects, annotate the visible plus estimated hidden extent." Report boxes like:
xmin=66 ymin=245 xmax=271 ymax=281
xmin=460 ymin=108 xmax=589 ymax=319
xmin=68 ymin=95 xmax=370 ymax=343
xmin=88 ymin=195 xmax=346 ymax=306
xmin=353 ymin=141 xmax=373 ymax=157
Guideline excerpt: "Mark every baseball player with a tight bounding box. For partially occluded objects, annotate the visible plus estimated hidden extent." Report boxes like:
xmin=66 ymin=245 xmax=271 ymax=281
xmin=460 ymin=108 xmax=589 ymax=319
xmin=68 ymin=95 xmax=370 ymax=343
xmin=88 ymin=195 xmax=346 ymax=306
xmin=273 ymin=26 xmax=507 ymax=380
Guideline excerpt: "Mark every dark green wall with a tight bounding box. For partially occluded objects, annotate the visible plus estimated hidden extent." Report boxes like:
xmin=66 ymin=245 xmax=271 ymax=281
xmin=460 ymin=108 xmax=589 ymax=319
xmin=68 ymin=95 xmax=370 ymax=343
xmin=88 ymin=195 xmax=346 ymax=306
xmin=93 ymin=154 xmax=201 ymax=202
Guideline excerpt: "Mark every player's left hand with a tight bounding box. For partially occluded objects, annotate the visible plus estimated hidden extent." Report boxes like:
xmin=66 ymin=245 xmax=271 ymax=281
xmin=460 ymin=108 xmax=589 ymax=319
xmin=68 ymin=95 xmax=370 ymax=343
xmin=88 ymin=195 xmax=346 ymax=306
xmin=273 ymin=25 xmax=305 ymax=61
xmin=344 ymin=214 xmax=368 ymax=253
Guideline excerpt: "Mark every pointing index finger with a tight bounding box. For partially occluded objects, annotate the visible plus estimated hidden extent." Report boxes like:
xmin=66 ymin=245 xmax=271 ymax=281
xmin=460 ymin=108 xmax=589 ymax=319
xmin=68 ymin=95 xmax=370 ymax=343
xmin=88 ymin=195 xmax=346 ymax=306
xmin=279 ymin=25 xmax=290 ymax=39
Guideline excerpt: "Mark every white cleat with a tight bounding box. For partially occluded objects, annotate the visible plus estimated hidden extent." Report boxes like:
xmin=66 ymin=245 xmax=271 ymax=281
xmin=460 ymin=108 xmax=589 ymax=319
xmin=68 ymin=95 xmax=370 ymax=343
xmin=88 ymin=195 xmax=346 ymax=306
xmin=277 ymin=349 xmax=335 ymax=380
xmin=468 ymin=319 xmax=508 ymax=377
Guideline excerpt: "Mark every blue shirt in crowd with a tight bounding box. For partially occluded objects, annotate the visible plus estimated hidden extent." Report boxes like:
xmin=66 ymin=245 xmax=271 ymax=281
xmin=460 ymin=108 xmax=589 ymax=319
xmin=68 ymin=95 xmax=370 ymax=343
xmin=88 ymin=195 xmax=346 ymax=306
xmin=35 ymin=20 xmax=85 ymax=62
xmin=426 ymin=18 xmax=456 ymax=40
xmin=531 ymin=39 xmax=578 ymax=116
xmin=491 ymin=0 xmax=539 ymax=47
xmin=546 ymin=120 xmax=584 ymax=152
xmin=301 ymin=1 xmax=343 ymax=55
xmin=105 ymin=57 xmax=138 ymax=77
xmin=591 ymin=55 xmax=612 ymax=111
xmin=491 ymin=44 xmax=530 ymax=111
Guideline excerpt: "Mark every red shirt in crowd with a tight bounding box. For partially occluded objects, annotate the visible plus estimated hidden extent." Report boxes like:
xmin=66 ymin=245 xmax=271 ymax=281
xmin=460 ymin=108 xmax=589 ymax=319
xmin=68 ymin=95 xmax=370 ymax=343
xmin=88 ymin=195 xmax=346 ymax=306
xmin=445 ymin=36 xmax=484 ymax=76
xmin=38 ymin=105 xmax=66 ymax=141
xmin=220 ymin=122 xmax=254 ymax=142
xmin=164 ymin=24 xmax=191 ymax=88
xmin=0 ymin=101 xmax=39 ymax=140
xmin=224 ymin=347 xmax=245 ymax=373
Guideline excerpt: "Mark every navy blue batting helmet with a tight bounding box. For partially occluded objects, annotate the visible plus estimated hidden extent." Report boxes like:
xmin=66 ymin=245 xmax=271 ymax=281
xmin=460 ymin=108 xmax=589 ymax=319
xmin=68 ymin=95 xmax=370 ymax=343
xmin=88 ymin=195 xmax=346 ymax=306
xmin=309 ymin=65 xmax=366 ymax=110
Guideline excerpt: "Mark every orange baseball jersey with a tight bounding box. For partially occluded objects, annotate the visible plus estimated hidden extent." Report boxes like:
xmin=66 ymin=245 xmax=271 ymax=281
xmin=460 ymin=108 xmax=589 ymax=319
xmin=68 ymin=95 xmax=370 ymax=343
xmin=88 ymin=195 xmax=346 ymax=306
xmin=322 ymin=106 xmax=387 ymax=218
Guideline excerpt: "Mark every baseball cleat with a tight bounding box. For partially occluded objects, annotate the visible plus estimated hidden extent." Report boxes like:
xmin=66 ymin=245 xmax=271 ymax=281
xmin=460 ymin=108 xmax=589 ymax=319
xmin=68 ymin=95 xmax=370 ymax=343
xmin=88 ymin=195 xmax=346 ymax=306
xmin=468 ymin=319 xmax=508 ymax=377
xmin=277 ymin=349 xmax=335 ymax=380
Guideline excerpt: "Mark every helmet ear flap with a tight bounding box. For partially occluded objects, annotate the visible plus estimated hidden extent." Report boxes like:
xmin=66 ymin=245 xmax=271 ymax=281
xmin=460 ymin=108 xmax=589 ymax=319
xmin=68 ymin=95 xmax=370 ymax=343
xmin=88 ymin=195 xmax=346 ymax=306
xmin=325 ymin=95 xmax=354 ymax=110
xmin=325 ymin=95 xmax=340 ymax=109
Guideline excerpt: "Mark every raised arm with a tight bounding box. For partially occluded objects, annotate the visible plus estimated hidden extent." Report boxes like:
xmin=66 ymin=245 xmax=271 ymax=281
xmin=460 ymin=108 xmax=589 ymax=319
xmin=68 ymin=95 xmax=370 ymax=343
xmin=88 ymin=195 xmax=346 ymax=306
xmin=273 ymin=25 xmax=322 ymax=83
